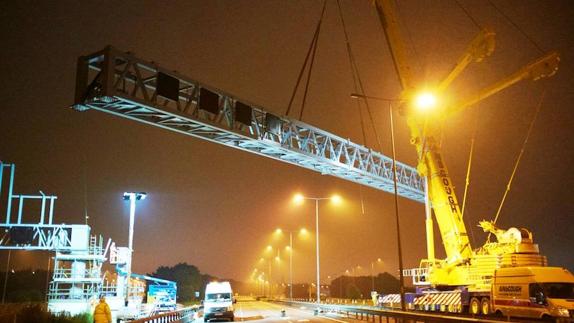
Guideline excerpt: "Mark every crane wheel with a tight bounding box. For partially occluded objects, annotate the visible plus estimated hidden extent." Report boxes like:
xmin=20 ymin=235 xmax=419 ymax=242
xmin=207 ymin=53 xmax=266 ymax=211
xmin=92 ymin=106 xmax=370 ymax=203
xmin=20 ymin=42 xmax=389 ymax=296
xmin=469 ymin=297 xmax=480 ymax=315
xmin=481 ymin=297 xmax=491 ymax=315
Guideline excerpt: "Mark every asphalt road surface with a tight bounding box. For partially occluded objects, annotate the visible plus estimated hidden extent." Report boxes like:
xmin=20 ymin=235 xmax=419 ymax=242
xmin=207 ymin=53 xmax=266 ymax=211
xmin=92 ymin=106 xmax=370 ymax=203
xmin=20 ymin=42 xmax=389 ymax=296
xmin=195 ymin=301 xmax=373 ymax=323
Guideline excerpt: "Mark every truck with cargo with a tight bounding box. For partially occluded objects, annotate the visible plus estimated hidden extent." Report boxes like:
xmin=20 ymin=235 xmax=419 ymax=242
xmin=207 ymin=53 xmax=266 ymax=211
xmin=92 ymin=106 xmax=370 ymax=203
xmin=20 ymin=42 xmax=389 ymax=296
xmin=373 ymin=0 xmax=574 ymax=320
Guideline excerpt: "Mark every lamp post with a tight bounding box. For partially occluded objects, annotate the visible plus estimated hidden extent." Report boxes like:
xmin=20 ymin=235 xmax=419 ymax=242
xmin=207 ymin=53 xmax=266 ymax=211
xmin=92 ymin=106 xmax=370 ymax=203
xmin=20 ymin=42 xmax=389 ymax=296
xmin=288 ymin=233 xmax=293 ymax=301
xmin=370 ymin=258 xmax=382 ymax=292
xmin=122 ymin=191 xmax=146 ymax=305
xmin=293 ymin=194 xmax=341 ymax=305
xmin=275 ymin=228 xmax=307 ymax=301
xmin=1 ymin=250 xmax=11 ymax=304
xmin=350 ymin=92 xmax=408 ymax=310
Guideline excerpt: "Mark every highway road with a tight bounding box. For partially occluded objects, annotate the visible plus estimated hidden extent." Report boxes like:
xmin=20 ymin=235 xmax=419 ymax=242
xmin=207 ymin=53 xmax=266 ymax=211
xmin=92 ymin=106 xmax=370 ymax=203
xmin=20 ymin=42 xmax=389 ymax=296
xmin=193 ymin=300 xmax=372 ymax=323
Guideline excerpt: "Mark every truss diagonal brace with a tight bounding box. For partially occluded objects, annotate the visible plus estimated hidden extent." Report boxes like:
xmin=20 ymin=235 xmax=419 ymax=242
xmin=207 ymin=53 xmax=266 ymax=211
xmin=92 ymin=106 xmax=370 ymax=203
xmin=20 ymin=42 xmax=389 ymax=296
xmin=72 ymin=46 xmax=425 ymax=203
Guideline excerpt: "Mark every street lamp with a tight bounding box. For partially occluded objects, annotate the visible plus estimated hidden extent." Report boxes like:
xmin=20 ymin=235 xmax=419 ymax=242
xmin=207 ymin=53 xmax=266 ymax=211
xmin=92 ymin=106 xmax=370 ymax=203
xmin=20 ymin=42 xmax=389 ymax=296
xmin=414 ymin=91 xmax=438 ymax=112
xmin=350 ymin=92 xmax=408 ymax=311
xmin=370 ymin=258 xmax=383 ymax=292
xmin=275 ymin=227 xmax=307 ymax=301
xmin=122 ymin=191 xmax=146 ymax=305
xmin=261 ymin=245 xmax=277 ymax=298
xmin=293 ymin=193 xmax=342 ymax=305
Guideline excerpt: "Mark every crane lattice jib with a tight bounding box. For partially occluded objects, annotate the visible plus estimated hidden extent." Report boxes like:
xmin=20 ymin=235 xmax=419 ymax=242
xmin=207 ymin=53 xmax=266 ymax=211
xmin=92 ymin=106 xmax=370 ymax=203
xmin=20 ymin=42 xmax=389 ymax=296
xmin=72 ymin=46 xmax=424 ymax=202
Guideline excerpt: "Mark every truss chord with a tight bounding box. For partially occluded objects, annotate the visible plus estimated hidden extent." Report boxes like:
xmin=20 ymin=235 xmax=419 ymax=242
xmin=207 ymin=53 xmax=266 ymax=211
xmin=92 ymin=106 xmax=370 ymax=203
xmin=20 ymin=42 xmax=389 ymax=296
xmin=74 ymin=47 xmax=425 ymax=203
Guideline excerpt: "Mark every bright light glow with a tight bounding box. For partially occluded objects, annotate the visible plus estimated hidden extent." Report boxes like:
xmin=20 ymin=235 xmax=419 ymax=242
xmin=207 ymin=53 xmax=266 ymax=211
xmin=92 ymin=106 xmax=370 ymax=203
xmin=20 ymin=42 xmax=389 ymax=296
xmin=414 ymin=92 xmax=437 ymax=111
xmin=266 ymin=245 xmax=273 ymax=251
xmin=285 ymin=246 xmax=291 ymax=251
xmin=330 ymin=194 xmax=342 ymax=205
xmin=259 ymin=258 xmax=264 ymax=263
xmin=275 ymin=256 xmax=280 ymax=262
xmin=299 ymin=228 xmax=308 ymax=235
xmin=275 ymin=228 xmax=283 ymax=234
xmin=377 ymin=258 xmax=382 ymax=262
xmin=123 ymin=191 xmax=147 ymax=201
xmin=293 ymin=193 xmax=305 ymax=204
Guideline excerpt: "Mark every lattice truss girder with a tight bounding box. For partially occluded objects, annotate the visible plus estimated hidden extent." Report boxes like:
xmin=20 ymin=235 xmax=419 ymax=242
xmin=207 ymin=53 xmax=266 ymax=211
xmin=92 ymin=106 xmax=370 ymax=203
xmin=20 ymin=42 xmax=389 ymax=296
xmin=0 ymin=224 xmax=82 ymax=250
xmin=74 ymin=46 xmax=424 ymax=202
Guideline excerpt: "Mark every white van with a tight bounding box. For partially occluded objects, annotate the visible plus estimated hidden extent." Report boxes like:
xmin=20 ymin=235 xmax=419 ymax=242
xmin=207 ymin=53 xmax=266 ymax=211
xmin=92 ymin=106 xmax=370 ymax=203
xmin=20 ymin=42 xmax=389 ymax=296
xmin=203 ymin=281 xmax=234 ymax=322
xmin=492 ymin=267 xmax=574 ymax=320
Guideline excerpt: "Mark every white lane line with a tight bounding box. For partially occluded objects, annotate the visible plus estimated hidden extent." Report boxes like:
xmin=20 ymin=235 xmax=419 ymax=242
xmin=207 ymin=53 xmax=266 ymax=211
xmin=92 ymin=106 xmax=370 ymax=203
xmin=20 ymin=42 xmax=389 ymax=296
xmin=317 ymin=316 xmax=348 ymax=323
xmin=238 ymin=302 xmax=244 ymax=321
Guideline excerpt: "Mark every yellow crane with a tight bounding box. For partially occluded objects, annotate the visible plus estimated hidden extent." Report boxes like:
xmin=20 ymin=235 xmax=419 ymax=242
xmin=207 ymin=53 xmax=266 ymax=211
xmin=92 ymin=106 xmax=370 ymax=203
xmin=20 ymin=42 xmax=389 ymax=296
xmin=372 ymin=2 xmax=574 ymax=320
xmin=373 ymin=0 xmax=559 ymax=286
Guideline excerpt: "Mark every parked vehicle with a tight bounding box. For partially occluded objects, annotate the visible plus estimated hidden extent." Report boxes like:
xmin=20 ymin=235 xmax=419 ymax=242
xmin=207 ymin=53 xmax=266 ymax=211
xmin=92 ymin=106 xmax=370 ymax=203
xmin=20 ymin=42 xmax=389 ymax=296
xmin=203 ymin=282 xmax=234 ymax=322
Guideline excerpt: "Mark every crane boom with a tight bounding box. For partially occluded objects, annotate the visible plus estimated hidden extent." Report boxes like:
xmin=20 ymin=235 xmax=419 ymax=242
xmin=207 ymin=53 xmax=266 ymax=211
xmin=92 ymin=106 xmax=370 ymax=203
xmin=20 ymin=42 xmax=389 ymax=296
xmin=447 ymin=51 xmax=559 ymax=116
xmin=72 ymin=46 xmax=425 ymax=202
xmin=373 ymin=0 xmax=415 ymax=92
xmin=438 ymin=28 xmax=496 ymax=92
xmin=373 ymin=0 xmax=560 ymax=271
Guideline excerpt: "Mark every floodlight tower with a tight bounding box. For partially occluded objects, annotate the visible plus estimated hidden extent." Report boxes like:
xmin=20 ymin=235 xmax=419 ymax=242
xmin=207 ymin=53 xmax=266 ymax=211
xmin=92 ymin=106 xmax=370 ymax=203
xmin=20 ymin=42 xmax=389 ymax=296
xmin=122 ymin=191 xmax=146 ymax=304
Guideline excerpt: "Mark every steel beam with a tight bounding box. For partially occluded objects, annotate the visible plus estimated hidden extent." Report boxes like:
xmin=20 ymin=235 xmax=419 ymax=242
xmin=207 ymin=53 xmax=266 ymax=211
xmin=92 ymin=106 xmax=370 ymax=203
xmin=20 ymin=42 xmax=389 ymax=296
xmin=0 ymin=224 xmax=88 ymax=251
xmin=73 ymin=46 xmax=424 ymax=202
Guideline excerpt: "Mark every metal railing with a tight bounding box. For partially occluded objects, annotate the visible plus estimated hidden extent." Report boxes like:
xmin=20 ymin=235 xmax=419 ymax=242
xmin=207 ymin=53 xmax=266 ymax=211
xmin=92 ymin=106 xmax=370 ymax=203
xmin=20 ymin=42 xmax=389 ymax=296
xmin=275 ymin=300 xmax=519 ymax=323
xmin=132 ymin=306 xmax=199 ymax=323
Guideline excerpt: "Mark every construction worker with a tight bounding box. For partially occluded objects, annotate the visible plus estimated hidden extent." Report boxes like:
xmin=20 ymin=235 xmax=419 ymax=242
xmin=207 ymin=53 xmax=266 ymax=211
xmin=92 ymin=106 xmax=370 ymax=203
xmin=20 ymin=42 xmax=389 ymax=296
xmin=93 ymin=296 xmax=112 ymax=323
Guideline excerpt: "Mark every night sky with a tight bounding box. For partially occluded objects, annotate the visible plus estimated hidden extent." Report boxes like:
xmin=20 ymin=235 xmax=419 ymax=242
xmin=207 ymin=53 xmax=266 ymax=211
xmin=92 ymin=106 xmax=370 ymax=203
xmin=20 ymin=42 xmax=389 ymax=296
xmin=1 ymin=1 xmax=573 ymax=284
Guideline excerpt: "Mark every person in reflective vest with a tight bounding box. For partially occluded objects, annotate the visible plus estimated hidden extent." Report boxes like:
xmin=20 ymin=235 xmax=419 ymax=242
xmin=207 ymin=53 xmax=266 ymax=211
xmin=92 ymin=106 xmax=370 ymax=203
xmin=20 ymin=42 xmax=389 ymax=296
xmin=93 ymin=296 xmax=112 ymax=323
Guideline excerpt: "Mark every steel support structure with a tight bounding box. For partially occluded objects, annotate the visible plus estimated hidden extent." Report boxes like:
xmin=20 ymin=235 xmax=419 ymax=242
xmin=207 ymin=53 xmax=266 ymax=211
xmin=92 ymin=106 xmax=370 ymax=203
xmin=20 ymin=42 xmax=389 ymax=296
xmin=0 ymin=162 xmax=85 ymax=251
xmin=72 ymin=46 xmax=425 ymax=203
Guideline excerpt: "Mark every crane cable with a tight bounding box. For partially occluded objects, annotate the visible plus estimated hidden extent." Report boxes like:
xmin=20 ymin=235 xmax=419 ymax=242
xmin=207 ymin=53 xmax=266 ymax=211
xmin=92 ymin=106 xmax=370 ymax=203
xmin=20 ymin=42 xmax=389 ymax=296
xmin=285 ymin=0 xmax=327 ymax=120
xmin=488 ymin=89 xmax=546 ymax=242
xmin=461 ymin=108 xmax=480 ymax=247
xmin=454 ymin=0 xmax=483 ymax=30
xmin=335 ymin=0 xmax=383 ymax=152
xmin=486 ymin=0 xmax=546 ymax=54
xmin=81 ymin=112 xmax=89 ymax=225
xmin=336 ymin=0 xmax=366 ymax=148
xmin=336 ymin=0 xmax=386 ymax=215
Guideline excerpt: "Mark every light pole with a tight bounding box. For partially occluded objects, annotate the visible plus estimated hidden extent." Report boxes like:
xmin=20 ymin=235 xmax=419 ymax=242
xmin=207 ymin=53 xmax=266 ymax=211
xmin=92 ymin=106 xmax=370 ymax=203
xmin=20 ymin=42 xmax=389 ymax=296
xmin=350 ymin=93 xmax=407 ymax=310
xmin=293 ymin=194 xmax=341 ymax=305
xmin=122 ymin=191 xmax=146 ymax=305
xmin=1 ymin=250 xmax=11 ymax=303
xmin=275 ymin=228 xmax=307 ymax=301
xmin=260 ymin=245 xmax=275 ymax=298
xmin=370 ymin=258 xmax=382 ymax=292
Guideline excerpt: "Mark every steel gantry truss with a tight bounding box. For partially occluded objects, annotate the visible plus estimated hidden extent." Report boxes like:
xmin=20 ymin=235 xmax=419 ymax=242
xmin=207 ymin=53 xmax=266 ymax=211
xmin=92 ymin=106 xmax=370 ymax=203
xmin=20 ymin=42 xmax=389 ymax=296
xmin=73 ymin=46 xmax=424 ymax=202
xmin=0 ymin=162 xmax=89 ymax=251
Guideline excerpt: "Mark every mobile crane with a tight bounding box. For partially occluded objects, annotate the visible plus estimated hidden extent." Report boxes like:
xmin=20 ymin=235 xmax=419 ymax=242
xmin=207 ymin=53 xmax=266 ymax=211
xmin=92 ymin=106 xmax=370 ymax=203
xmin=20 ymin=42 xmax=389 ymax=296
xmin=374 ymin=0 xmax=574 ymax=320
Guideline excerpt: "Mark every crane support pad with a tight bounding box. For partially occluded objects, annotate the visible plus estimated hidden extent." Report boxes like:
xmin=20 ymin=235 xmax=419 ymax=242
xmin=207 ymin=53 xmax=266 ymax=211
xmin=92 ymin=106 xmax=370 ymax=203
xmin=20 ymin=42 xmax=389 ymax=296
xmin=72 ymin=46 xmax=424 ymax=202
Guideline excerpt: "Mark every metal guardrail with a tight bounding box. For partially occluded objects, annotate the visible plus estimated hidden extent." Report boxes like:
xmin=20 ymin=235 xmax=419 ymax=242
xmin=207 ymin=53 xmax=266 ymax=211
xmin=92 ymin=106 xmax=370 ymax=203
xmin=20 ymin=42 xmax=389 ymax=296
xmin=276 ymin=300 xmax=519 ymax=323
xmin=131 ymin=305 xmax=199 ymax=323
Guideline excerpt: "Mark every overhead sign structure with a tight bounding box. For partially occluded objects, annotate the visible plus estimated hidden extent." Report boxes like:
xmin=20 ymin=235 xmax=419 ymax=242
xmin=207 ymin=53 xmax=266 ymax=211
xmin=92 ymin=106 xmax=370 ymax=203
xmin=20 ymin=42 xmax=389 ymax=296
xmin=72 ymin=46 xmax=425 ymax=203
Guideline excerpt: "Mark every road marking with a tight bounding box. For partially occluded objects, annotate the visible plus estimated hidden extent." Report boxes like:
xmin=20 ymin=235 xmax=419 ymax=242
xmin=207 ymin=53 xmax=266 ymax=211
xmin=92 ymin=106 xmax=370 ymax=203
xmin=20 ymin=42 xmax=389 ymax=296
xmin=317 ymin=316 xmax=347 ymax=323
xmin=238 ymin=303 xmax=244 ymax=321
xmin=297 ymin=320 xmax=309 ymax=322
